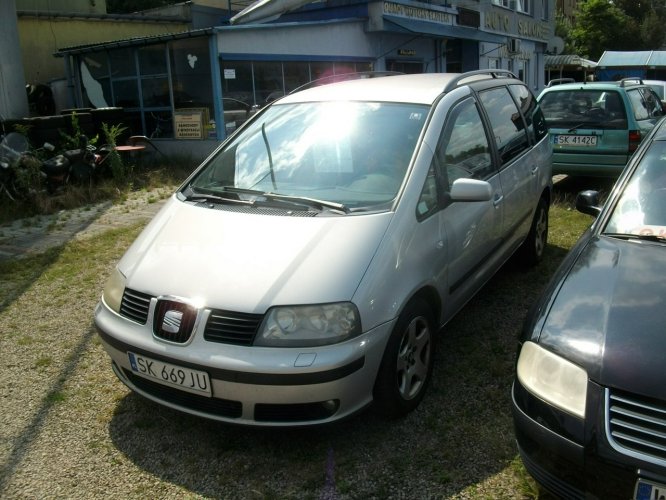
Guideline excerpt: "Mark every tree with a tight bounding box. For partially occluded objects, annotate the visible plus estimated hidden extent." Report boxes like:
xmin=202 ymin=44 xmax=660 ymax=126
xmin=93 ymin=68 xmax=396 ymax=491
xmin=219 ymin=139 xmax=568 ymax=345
xmin=569 ymin=0 xmax=666 ymax=60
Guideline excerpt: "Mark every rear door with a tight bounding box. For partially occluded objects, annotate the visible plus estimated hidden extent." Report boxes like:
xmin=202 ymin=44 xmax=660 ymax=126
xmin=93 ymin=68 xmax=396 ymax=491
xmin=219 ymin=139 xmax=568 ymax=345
xmin=477 ymin=84 xmax=534 ymax=249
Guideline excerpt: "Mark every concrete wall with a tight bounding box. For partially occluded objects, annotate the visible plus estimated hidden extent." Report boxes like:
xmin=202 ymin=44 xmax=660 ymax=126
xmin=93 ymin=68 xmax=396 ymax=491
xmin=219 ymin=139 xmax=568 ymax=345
xmin=18 ymin=17 xmax=189 ymax=84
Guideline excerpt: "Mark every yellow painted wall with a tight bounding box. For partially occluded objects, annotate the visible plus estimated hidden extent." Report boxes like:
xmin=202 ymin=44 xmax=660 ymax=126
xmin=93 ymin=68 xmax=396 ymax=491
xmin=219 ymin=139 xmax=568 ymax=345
xmin=18 ymin=18 xmax=189 ymax=84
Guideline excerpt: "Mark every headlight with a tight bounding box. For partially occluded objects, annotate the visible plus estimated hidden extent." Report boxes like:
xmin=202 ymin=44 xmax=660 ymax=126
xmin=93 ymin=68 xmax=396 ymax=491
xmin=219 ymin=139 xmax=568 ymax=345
xmin=517 ymin=341 xmax=588 ymax=419
xmin=102 ymin=267 xmax=126 ymax=314
xmin=255 ymin=302 xmax=361 ymax=347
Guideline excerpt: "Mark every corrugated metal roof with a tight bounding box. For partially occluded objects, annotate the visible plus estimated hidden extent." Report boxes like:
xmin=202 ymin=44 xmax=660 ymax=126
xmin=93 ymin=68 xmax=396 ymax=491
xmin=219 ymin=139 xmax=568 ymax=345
xmin=545 ymin=55 xmax=597 ymax=68
xmin=597 ymin=50 xmax=666 ymax=67
xmin=55 ymin=28 xmax=214 ymax=55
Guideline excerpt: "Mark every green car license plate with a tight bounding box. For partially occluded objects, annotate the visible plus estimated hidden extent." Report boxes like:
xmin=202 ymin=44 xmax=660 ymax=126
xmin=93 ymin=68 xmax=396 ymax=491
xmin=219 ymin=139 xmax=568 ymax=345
xmin=635 ymin=478 xmax=666 ymax=500
xmin=553 ymin=134 xmax=598 ymax=146
xmin=128 ymin=352 xmax=212 ymax=397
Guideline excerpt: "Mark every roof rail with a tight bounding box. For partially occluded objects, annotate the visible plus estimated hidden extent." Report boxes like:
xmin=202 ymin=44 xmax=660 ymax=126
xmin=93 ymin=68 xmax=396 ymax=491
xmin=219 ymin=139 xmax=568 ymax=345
xmin=619 ymin=77 xmax=644 ymax=87
xmin=289 ymin=71 xmax=403 ymax=94
xmin=546 ymin=78 xmax=576 ymax=87
xmin=443 ymin=69 xmax=517 ymax=93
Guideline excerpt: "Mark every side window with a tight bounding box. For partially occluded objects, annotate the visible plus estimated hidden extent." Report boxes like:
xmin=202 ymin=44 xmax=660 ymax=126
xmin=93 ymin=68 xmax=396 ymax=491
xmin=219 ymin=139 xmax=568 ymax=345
xmin=416 ymin=98 xmax=493 ymax=219
xmin=509 ymin=84 xmax=547 ymax=143
xmin=628 ymin=89 xmax=649 ymax=120
xmin=436 ymin=97 xmax=494 ymax=184
xmin=641 ymin=88 xmax=664 ymax=118
xmin=478 ymin=86 xmax=530 ymax=165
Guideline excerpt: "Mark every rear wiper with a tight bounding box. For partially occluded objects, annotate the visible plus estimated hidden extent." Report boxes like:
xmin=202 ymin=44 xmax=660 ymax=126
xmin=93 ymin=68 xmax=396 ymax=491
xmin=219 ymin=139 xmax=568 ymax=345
xmin=261 ymin=192 xmax=349 ymax=214
xmin=568 ymin=123 xmax=588 ymax=132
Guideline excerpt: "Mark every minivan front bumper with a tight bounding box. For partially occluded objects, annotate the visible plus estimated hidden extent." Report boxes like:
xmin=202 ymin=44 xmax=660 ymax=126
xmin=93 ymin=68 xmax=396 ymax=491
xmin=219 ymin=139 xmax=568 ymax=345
xmin=95 ymin=300 xmax=394 ymax=426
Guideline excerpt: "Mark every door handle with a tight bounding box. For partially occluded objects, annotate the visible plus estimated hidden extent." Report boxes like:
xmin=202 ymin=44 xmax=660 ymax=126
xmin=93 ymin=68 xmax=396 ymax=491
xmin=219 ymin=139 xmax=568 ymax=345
xmin=493 ymin=194 xmax=503 ymax=207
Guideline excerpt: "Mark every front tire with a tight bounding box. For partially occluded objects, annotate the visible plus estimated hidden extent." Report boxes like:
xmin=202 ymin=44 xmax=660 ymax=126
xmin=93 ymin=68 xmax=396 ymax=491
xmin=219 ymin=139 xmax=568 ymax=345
xmin=373 ymin=298 xmax=435 ymax=418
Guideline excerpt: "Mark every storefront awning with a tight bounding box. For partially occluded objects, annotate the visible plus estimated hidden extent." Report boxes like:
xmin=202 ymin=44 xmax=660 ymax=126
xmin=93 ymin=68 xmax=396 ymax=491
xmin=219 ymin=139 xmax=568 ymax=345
xmin=383 ymin=16 xmax=508 ymax=44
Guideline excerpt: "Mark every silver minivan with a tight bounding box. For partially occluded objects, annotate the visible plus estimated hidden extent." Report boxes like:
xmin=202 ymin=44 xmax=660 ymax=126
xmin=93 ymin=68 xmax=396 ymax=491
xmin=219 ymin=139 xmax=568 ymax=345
xmin=95 ymin=71 xmax=552 ymax=426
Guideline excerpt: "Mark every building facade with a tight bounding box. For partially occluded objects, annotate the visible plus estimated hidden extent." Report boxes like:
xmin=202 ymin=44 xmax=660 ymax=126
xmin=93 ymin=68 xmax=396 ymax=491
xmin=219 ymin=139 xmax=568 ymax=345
xmin=55 ymin=0 xmax=556 ymax=155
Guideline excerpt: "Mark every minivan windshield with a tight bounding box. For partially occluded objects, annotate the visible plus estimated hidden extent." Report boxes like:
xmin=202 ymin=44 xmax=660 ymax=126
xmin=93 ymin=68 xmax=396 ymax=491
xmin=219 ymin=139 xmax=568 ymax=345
xmin=540 ymin=89 xmax=628 ymax=130
xmin=187 ymin=101 xmax=428 ymax=210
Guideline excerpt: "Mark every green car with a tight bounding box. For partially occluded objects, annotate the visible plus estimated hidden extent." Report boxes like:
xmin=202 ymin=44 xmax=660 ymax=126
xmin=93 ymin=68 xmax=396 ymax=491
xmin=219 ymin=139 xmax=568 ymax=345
xmin=538 ymin=79 xmax=665 ymax=177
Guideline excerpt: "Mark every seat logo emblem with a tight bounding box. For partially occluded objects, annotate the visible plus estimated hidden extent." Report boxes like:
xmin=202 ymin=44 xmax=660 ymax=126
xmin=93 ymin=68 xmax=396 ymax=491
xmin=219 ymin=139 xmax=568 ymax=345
xmin=162 ymin=310 xmax=183 ymax=334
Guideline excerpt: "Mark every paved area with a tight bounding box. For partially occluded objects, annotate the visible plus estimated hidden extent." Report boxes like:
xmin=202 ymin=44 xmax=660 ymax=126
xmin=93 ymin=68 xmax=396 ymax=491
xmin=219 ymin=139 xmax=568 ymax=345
xmin=0 ymin=188 xmax=172 ymax=261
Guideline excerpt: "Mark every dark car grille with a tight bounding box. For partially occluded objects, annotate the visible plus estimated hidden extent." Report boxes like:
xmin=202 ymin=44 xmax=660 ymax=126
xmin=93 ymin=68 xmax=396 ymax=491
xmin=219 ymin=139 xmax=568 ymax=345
xmin=123 ymin=368 xmax=242 ymax=418
xmin=203 ymin=309 xmax=263 ymax=346
xmin=120 ymin=288 xmax=152 ymax=324
xmin=607 ymin=389 xmax=666 ymax=466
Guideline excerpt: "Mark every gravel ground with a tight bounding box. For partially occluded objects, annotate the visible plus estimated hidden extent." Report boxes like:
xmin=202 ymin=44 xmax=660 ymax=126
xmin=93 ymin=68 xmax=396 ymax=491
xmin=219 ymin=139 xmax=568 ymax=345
xmin=0 ymin=187 xmax=546 ymax=500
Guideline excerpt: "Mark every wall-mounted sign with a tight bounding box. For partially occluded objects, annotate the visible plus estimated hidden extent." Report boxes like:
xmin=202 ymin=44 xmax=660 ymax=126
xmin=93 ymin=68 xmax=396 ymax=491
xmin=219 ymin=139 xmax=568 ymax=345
xmin=383 ymin=1 xmax=452 ymax=25
xmin=174 ymin=109 xmax=206 ymax=140
xmin=398 ymin=49 xmax=417 ymax=56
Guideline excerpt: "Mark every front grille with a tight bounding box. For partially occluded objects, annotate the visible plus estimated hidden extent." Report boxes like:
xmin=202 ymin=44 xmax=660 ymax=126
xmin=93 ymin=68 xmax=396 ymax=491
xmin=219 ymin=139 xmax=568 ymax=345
xmin=123 ymin=368 xmax=242 ymax=418
xmin=153 ymin=300 xmax=197 ymax=343
xmin=607 ymin=389 xmax=666 ymax=466
xmin=120 ymin=288 xmax=152 ymax=324
xmin=204 ymin=309 xmax=263 ymax=346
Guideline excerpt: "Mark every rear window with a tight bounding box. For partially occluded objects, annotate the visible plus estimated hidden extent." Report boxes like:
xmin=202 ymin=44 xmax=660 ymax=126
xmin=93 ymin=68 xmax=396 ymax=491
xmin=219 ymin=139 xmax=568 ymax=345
xmin=539 ymin=89 xmax=628 ymax=130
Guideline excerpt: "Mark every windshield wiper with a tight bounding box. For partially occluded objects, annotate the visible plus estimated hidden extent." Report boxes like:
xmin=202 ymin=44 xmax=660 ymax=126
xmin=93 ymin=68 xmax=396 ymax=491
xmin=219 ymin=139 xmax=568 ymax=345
xmin=605 ymin=232 xmax=666 ymax=243
xmin=184 ymin=186 xmax=254 ymax=206
xmin=261 ymin=192 xmax=349 ymax=214
xmin=261 ymin=123 xmax=277 ymax=190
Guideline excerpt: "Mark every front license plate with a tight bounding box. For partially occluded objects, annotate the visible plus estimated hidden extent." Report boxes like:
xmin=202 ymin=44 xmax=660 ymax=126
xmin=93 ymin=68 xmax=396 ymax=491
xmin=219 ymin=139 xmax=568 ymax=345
xmin=128 ymin=352 xmax=212 ymax=397
xmin=635 ymin=478 xmax=666 ymax=500
xmin=553 ymin=134 xmax=598 ymax=146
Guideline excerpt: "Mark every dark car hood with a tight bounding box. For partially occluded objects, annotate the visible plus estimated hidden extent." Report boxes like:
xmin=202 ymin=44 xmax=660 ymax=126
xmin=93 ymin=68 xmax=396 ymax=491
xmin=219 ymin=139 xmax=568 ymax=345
xmin=539 ymin=235 xmax=666 ymax=400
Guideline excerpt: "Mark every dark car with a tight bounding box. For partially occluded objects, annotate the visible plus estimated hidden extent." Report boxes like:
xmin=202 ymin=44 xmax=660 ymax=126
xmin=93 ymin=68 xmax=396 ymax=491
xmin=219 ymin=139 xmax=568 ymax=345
xmin=512 ymin=116 xmax=666 ymax=499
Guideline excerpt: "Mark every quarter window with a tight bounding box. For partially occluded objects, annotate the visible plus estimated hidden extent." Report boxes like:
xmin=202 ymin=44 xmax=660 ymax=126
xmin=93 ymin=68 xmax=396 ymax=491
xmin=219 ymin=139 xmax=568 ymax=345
xmin=509 ymin=84 xmax=547 ymax=143
xmin=478 ymin=86 xmax=529 ymax=165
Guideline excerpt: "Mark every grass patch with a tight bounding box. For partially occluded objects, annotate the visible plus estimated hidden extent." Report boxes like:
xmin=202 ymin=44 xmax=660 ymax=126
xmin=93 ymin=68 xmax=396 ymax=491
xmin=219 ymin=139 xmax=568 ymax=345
xmin=0 ymin=176 xmax=601 ymax=498
xmin=0 ymin=156 xmax=196 ymax=225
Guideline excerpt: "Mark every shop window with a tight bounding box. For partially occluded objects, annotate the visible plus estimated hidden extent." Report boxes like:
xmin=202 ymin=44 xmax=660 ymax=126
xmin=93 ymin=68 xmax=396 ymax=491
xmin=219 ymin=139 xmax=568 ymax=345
xmin=112 ymin=80 xmax=140 ymax=108
xmin=109 ymin=48 xmax=136 ymax=77
xmin=221 ymin=61 xmax=254 ymax=105
xmin=139 ymin=44 xmax=168 ymax=76
xmin=170 ymin=38 xmax=213 ymax=112
xmin=80 ymin=53 xmax=111 ymax=108
xmin=283 ymin=61 xmax=311 ymax=93
xmin=254 ymin=61 xmax=284 ymax=105
xmin=141 ymin=77 xmax=171 ymax=107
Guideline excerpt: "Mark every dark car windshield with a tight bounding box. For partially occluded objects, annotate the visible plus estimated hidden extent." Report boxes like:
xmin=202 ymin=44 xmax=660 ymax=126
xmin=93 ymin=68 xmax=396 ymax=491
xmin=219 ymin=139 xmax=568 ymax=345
xmin=606 ymin=140 xmax=666 ymax=238
xmin=540 ymin=89 xmax=628 ymax=130
xmin=187 ymin=101 xmax=428 ymax=210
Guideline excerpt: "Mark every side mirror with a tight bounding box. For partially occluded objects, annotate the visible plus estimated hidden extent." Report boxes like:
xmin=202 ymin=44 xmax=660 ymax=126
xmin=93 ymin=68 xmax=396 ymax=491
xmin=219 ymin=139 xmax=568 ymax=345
xmin=575 ymin=190 xmax=602 ymax=217
xmin=449 ymin=178 xmax=493 ymax=202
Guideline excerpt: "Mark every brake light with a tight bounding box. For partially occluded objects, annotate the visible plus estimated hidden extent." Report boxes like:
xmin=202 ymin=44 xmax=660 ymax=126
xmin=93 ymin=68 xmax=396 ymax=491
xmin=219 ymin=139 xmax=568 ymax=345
xmin=629 ymin=130 xmax=642 ymax=152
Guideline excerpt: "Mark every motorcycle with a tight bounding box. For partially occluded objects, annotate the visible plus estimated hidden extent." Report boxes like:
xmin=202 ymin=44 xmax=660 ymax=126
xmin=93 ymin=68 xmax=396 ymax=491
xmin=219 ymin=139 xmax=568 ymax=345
xmin=40 ymin=135 xmax=113 ymax=193
xmin=0 ymin=132 xmax=31 ymax=200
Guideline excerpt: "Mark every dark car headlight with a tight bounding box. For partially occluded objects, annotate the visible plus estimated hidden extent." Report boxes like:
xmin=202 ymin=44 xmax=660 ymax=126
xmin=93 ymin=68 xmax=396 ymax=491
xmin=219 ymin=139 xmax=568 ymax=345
xmin=517 ymin=341 xmax=588 ymax=419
